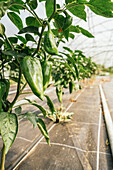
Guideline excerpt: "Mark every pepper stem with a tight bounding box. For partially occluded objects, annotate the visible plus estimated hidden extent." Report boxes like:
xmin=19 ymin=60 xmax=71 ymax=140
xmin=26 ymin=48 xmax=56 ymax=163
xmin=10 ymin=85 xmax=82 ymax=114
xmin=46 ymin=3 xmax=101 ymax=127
xmin=0 ymin=144 xmax=6 ymax=170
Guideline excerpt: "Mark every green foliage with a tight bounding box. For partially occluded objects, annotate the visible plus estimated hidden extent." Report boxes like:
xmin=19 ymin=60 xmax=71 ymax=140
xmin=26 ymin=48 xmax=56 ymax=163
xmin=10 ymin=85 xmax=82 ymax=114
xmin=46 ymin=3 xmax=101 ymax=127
xmin=65 ymin=0 xmax=86 ymax=21
xmin=0 ymin=23 xmax=5 ymax=36
xmin=45 ymin=95 xmax=56 ymax=114
xmin=26 ymin=16 xmax=42 ymax=27
xmin=18 ymin=26 xmax=39 ymax=34
xmin=76 ymin=25 xmax=94 ymax=38
xmin=7 ymin=12 xmax=23 ymax=30
xmin=26 ymin=0 xmax=38 ymax=9
xmin=25 ymin=33 xmax=36 ymax=42
xmin=25 ymin=98 xmax=47 ymax=118
xmin=0 ymin=112 xmax=18 ymax=154
xmin=45 ymin=0 xmax=54 ymax=18
xmin=88 ymin=0 xmax=113 ymax=18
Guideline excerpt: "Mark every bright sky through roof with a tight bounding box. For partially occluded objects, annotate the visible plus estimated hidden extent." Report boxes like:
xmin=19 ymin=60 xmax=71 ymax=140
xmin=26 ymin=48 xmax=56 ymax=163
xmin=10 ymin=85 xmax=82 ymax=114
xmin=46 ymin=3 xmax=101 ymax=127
xmin=1 ymin=1 xmax=113 ymax=67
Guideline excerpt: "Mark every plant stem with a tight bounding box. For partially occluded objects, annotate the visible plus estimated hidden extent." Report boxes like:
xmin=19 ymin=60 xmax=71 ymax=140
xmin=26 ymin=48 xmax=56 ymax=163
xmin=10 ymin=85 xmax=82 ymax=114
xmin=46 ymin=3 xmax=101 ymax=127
xmin=32 ymin=25 xmax=46 ymax=57
xmin=4 ymin=34 xmax=14 ymax=50
xmin=8 ymin=68 xmax=22 ymax=112
xmin=0 ymin=50 xmax=4 ymax=79
xmin=20 ymin=82 xmax=27 ymax=93
xmin=32 ymin=0 xmax=57 ymax=57
xmin=0 ymin=144 xmax=6 ymax=170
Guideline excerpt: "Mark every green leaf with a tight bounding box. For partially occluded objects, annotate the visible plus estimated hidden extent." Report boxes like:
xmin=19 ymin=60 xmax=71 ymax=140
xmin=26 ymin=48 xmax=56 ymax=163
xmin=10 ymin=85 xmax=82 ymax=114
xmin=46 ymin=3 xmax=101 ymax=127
xmin=27 ymin=0 xmax=38 ymax=9
xmin=18 ymin=26 xmax=39 ymax=34
xmin=45 ymin=0 xmax=54 ymax=18
xmin=15 ymin=106 xmax=22 ymax=115
xmin=75 ymin=50 xmax=83 ymax=54
xmin=0 ymin=112 xmax=18 ymax=154
xmin=8 ymin=37 xmax=18 ymax=44
xmin=37 ymin=118 xmax=49 ymax=144
xmin=44 ymin=95 xmax=56 ymax=114
xmin=0 ymin=38 xmax=4 ymax=47
xmin=66 ymin=0 xmax=86 ymax=21
xmin=9 ymin=6 xmax=20 ymax=14
xmin=69 ymin=25 xmax=80 ymax=33
xmin=25 ymin=34 xmax=36 ymax=42
xmin=0 ymin=23 xmax=5 ymax=36
xmin=23 ymin=112 xmax=38 ymax=128
xmin=76 ymin=26 xmax=94 ymax=38
xmin=54 ymin=13 xmax=65 ymax=28
xmin=51 ymin=29 xmax=58 ymax=36
xmin=25 ymin=98 xmax=47 ymax=118
xmin=26 ymin=16 xmax=41 ymax=27
xmin=7 ymin=12 xmax=23 ymax=30
xmin=65 ymin=63 xmax=76 ymax=78
xmin=16 ymin=35 xmax=27 ymax=44
xmin=23 ymin=112 xmax=49 ymax=144
xmin=61 ymin=52 xmax=79 ymax=79
xmin=63 ymin=28 xmax=69 ymax=41
xmin=2 ymin=50 xmax=18 ymax=56
xmin=88 ymin=0 xmax=113 ymax=18
xmin=69 ymin=33 xmax=75 ymax=39
xmin=63 ymin=46 xmax=73 ymax=53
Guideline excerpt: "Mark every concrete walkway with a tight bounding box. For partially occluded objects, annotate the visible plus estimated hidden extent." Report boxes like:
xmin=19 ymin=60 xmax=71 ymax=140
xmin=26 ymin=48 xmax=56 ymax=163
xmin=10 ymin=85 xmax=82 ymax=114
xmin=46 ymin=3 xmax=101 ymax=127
xmin=15 ymin=81 xmax=113 ymax=169
xmin=0 ymin=79 xmax=112 ymax=169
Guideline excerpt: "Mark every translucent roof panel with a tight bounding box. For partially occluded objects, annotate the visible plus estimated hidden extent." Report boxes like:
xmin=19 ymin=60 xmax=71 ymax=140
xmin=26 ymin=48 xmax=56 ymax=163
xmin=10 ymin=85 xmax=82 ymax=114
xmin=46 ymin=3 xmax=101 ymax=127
xmin=66 ymin=7 xmax=113 ymax=67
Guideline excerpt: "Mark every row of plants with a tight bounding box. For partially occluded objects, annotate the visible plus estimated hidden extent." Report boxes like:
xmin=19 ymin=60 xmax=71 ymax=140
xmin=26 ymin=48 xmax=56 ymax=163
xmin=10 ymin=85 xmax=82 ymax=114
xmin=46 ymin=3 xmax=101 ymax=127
xmin=97 ymin=64 xmax=113 ymax=75
xmin=0 ymin=0 xmax=113 ymax=169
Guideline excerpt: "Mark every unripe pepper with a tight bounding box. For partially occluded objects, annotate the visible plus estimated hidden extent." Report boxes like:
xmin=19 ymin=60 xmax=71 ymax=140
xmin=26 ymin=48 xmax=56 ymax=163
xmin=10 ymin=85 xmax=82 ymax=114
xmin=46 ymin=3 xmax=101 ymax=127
xmin=44 ymin=22 xmax=58 ymax=55
xmin=56 ymin=85 xmax=62 ymax=103
xmin=21 ymin=56 xmax=44 ymax=100
xmin=0 ymin=81 xmax=6 ymax=111
xmin=69 ymin=81 xmax=74 ymax=94
xmin=42 ymin=61 xmax=52 ymax=91
xmin=62 ymin=11 xmax=73 ymax=31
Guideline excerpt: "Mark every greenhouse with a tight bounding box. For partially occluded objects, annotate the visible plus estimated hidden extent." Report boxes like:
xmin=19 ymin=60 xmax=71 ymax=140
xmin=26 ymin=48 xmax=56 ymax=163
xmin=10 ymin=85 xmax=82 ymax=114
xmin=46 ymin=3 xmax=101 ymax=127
xmin=0 ymin=0 xmax=113 ymax=169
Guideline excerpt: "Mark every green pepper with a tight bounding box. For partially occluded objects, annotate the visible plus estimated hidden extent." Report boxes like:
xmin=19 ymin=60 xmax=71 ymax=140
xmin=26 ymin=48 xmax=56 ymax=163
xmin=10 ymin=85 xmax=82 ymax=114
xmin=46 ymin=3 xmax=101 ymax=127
xmin=2 ymin=79 xmax=10 ymax=100
xmin=69 ymin=81 xmax=74 ymax=94
xmin=56 ymin=85 xmax=62 ymax=103
xmin=42 ymin=61 xmax=52 ymax=91
xmin=62 ymin=11 xmax=73 ymax=31
xmin=44 ymin=23 xmax=58 ymax=55
xmin=21 ymin=56 xmax=44 ymax=100
xmin=0 ymin=81 xmax=6 ymax=111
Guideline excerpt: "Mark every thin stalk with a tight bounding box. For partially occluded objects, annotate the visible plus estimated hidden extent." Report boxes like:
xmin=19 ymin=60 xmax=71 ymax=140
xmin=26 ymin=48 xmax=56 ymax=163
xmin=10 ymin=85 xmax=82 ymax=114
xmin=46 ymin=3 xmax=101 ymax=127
xmin=4 ymin=34 xmax=14 ymax=50
xmin=0 ymin=144 xmax=6 ymax=170
xmin=20 ymin=82 xmax=27 ymax=93
xmin=32 ymin=0 xmax=57 ymax=57
xmin=0 ymin=50 xmax=4 ymax=79
xmin=8 ymin=68 xmax=22 ymax=112
xmin=32 ymin=25 xmax=46 ymax=57
xmin=20 ymin=92 xmax=32 ymax=95
xmin=28 ymin=5 xmax=43 ymax=25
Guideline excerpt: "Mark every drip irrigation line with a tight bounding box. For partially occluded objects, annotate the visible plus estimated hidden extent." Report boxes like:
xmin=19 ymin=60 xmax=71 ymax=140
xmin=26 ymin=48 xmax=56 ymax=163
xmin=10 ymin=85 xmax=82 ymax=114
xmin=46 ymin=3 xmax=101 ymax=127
xmin=99 ymin=84 xmax=113 ymax=156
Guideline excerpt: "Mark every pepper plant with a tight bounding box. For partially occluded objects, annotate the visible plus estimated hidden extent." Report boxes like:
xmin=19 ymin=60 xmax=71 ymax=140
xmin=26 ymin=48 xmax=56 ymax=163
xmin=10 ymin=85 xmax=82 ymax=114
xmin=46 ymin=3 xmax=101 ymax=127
xmin=0 ymin=0 xmax=113 ymax=169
